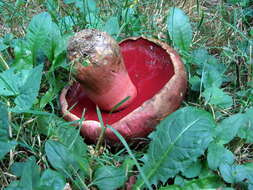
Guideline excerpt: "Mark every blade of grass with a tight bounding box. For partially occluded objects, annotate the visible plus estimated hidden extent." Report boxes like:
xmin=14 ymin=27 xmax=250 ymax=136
xmin=197 ymin=10 xmax=204 ymax=29
xmin=94 ymin=106 xmax=105 ymax=154
xmin=109 ymin=96 xmax=130 ymax=114
xmin=0 ymin=52 xmax=9 ymax=70
xmin=196 ymin=0 xmax=200 ymax=14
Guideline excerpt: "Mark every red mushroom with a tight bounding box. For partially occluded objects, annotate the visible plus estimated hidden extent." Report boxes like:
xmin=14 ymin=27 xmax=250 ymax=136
xmin=60 ymin=29 xmax=187 ymax=144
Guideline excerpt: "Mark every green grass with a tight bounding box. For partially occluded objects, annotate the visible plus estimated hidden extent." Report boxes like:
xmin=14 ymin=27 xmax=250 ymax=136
xmin=0 ymin=0 xmax=253 ymax=189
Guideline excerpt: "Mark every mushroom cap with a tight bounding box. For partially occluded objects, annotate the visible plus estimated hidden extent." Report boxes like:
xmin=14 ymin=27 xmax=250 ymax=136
xmin=67 ymin=29 xmax=137 ymax=111
xmin=60 ymin=36 xmax=187 ymax=144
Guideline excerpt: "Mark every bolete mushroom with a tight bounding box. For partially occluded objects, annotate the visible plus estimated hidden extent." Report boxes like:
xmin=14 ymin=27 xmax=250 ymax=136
xmin=60 ymin=29 xmax=187 ymax=144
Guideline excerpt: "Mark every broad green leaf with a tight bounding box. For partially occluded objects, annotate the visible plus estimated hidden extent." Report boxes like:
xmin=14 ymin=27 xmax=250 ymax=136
xmin=0 ymin=102 xmax=17 ymax=160
xmin=243 ymin=163 xmax=253 ymax=185
xmin=198 ymin=162 xmax=217 ymax=178
xmin=0 ymin=102 xmax=9 ymax=139
xmin=238 ymin=108 xmax=253 ymax=142
xmin=93 ymin=166 xmax=127 ymax=190
xmin=0 ymin=64 xmax=43 ymax=111
xmin=191 ymin=48 xmax=209 ymax=66
xmin=103 ymin=17 xmax=119 ymax=37
xmin=56 ymin=125 xmax=88 ymax=155
xmin=189 ymin=75 xmax=201 ymax=91
xmin=192 ymin=48 xmax=226 ymax=74
xmin=0 ymin=140 xmax=17 ymax=160
xmin=0 ymin=68 xmax=20 ymax=96
xmin=219 ymin=163 xmax=247 ymax=183
xmin=174 ymin=175 xmax=185 ymax=186
xmin=159 ymin=175 xmax=224 ymax=190
xmin=26 ymin=12 xmax=66 ymax=65
xmin=9 ymin=159 xmax=66 ymax=190
xmin=12 ymin=39 xmax=33 ymax=70
xmin=135 ymin=107 xmax=214 ymax=188
xmin=4 ymin=181 xmax=23 ymax=190
xmin=7 ymin=157 xmax=41 ymax=190
xmin=215 ymin=113 xmax=246 ymax=144
xmin=44 ymin=22 xmax=66 ymax=62
xmin=45 ymin=140 xmax=79 ymax=173
xmin=39 ymin=87 xmax=55 ymax=109
xmin=0 ymin=38 xmax=8 ymax=51
xmin=182 ymin=160 xmax=202 ymax=178
xmin=39 ymin=71 xmax=65 ymax=108
xmin=36 ymin=115 xmax=56 ymax=136
xmin=26 ymin=12 xmax=52 ymax=64
xmin=167 ymin=7 xmax=192 ymax=51
xmin=203 ymin=86 xmax=233 ymax=108
xmin=202 ymin=65 xmax=223 ymax=89
xmin=13 ymin=64 xmax=43 ymax=111
xmin=37 ymin=114 xmax=87 ymax=154
xmin=192 ymin=48 xmax=226 ymax=89
xmin=207 ymin=143 xmax=234 ymax=170
xmin=45 ymin=140 xmax=89 ymax=177
xmin=40 ymin=169 xmax=66 ymax=190
xmin=0 ymin=34 xmax=13 ymax=48
xmin=11 ymin=161 xmax=27 ymax=177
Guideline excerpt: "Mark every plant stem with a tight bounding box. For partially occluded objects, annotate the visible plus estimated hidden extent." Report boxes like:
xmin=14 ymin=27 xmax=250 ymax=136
xmin=0 ymin=53 xmax=9 ymax=70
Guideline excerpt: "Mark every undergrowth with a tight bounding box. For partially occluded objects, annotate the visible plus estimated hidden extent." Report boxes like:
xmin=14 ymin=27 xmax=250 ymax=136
xmin=0 ymin=0 xmax=253 ymax=190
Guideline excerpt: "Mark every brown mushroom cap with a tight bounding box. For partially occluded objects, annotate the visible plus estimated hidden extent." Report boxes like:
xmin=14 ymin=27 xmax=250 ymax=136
xmin=60 ymin=36 xmax=187 ymax=144
xmin=67 ymin=29 xmax=137 ymax=111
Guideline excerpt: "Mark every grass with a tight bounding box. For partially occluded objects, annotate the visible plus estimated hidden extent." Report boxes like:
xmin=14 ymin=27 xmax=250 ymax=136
xmin=0 ymin=0 xmax=253 ymax=189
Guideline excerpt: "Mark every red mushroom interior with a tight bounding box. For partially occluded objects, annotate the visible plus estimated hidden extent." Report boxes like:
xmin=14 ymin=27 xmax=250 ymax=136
xmin=65 ymin=38 xmax=175 ymax=124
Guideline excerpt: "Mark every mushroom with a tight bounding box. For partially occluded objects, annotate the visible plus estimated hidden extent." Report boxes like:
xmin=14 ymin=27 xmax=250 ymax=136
xmin=60 ymin=29 xmax=187 ymax=144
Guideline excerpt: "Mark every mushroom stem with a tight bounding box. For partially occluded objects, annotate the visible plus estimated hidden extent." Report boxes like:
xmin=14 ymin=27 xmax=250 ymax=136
xmin=67 ymin=29 xmax=137 ymax=112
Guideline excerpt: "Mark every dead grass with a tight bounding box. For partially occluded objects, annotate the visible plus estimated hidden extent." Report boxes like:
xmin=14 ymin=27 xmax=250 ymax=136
xmin=0 ymin=0 xmax=44 ymax=37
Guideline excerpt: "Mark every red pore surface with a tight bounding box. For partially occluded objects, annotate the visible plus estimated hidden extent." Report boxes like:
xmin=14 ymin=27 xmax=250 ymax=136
xmin=65 ymin=38 xmax=174 ymax=124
